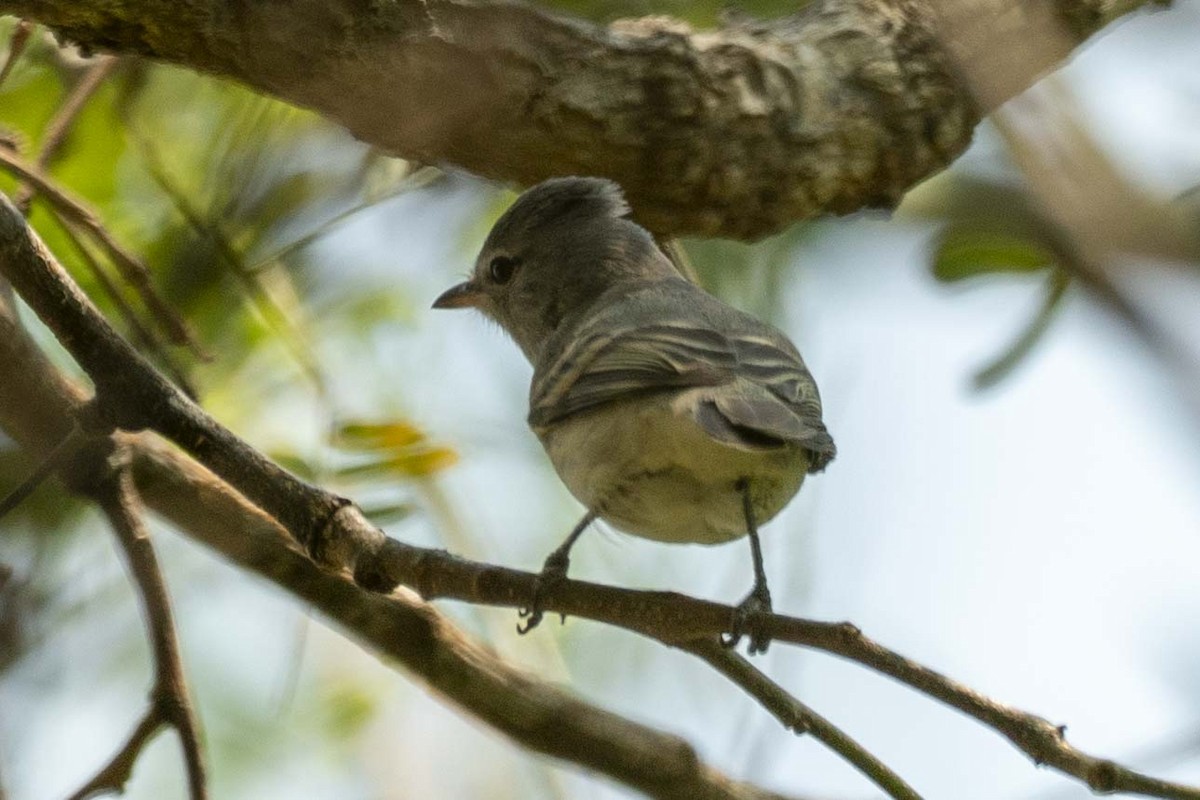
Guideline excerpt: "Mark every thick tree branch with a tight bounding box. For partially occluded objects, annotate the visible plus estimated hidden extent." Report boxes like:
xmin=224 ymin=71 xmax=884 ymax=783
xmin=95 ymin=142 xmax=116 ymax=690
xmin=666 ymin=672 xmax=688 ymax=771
xmin=0 ymin=0 xmax=1157 ymax=238
xmin=2 ymin=184 xmax=1198 ymax=797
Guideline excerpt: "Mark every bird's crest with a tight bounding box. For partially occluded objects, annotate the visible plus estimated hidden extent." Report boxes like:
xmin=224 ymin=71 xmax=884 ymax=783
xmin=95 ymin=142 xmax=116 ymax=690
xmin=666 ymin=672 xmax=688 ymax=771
xmin=487 ymin=177 xmax=631 ymax=244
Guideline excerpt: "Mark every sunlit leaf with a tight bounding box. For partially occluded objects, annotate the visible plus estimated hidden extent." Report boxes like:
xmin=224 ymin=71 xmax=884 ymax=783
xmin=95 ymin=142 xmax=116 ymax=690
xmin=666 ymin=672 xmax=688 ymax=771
xmin=336 ymin=446 xmax=459 ymax=479
xmin=335 ymin=420 xmax=427 ymax=450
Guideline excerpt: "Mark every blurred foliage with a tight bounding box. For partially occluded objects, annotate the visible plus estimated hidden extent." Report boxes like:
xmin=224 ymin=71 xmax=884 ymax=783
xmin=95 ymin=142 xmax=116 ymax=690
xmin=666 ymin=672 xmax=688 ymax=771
xmin=0 ymin=20 xmax=458 ymax=706
xmin=0 ymin=440 xmax=87 ymax=532
xmin=905 ymin=171 xmax=1073 ymax=389
xmin=683 ymin=224 xmax=815 ymax=322
xmin=334 ymin=420 xmax=456 ymax=525
xmin=320 ymin=679 xmax=380 ymax=742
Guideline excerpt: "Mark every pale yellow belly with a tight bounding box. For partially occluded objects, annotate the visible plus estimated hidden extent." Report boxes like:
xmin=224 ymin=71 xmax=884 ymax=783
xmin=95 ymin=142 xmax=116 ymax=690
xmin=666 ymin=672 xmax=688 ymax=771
xmin=535 ymin=390 xmax=809 ymax=544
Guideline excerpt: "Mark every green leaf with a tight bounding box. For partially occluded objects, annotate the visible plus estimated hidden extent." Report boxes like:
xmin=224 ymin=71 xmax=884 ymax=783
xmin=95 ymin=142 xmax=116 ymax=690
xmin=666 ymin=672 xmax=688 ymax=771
xmin=933 ymin=228 xmax=1055 ymax=283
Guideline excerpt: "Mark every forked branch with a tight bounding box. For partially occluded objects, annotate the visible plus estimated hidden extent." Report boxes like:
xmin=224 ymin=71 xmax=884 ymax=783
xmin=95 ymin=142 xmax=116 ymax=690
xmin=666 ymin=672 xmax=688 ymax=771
xmin=64 ymin=451 xmax=207 ymax=800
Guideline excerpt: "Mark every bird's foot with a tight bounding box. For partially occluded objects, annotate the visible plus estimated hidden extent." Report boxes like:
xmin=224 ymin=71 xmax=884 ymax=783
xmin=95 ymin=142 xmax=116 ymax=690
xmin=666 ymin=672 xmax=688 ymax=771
xmin=721 ymin=582 xmax=773 ymax=655
xmin=517 ymin=549 xmax=571 ymax=635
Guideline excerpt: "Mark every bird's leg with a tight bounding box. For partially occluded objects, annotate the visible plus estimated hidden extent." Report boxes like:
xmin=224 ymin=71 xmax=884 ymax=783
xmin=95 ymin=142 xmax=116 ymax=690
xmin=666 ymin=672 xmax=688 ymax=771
xmin=518 ymin=510 xmax=597 ymax=634
xmin=722 ymin=479 xmax=774 ymax=655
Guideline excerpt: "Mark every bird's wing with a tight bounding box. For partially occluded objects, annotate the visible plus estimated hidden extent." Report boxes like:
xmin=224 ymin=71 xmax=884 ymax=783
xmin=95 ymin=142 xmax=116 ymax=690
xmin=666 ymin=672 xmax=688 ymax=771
xmin=529 ymin=319 xmax=836 ymax=471
xmin=705 ymin=335 xmax=836 ymax=470
xmin=529 ymin=321 xmax=737 ymax=425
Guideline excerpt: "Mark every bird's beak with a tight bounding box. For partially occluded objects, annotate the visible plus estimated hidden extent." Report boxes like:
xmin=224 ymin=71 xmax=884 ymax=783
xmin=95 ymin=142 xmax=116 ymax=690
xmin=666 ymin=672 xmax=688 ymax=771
xmin=432 ymin=281 xmax=484 ymax=310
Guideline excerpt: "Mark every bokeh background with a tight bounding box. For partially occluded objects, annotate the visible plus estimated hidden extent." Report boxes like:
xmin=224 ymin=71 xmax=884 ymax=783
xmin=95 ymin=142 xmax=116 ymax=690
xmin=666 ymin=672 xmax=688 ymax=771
xmin=1 ymin=0 xmax=1199 ymax=797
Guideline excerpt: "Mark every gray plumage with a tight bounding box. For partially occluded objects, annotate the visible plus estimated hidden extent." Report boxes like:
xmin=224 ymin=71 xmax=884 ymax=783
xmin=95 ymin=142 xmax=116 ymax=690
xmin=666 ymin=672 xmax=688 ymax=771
xmin=435 ymin=176 xmax=834 ymax=545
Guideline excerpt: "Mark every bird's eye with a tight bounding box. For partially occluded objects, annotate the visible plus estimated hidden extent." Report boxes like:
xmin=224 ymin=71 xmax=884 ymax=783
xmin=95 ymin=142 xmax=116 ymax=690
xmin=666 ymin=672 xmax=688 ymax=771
xmin=488 ymin=255 xmax=520 ymax=284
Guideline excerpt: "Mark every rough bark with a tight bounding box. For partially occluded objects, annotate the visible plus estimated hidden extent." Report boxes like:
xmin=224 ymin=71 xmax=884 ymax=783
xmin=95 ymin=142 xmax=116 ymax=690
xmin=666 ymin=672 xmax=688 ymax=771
xmin=0 ymin=0 xmax=1154 ymax=238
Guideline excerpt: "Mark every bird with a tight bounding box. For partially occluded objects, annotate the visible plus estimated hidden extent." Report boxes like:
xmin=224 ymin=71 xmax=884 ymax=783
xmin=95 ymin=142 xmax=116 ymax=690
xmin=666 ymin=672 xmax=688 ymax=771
xmin=433 ymin=176 xmax=835 ymax=653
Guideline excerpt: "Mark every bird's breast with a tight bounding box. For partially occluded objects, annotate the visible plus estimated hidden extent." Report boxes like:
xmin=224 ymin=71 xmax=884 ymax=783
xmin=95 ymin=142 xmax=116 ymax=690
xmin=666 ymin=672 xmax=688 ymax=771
xmin=535 ymin=389 xmax=809 ymax=544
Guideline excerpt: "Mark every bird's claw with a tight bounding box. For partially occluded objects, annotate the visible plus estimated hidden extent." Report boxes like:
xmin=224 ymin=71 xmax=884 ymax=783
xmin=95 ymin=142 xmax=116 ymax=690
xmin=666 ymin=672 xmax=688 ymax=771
xmin=516 ymin=551 xmax=571 ymax=635
xmin=721 ymin=583 xmax=773 ymax=655
xmin=516 ymin=605 xmax=545 ymax=635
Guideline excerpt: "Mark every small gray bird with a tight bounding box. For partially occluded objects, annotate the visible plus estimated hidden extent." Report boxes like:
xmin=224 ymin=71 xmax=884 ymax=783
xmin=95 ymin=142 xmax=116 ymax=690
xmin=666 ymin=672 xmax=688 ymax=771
xmin=434 ymin=177 xmax=834 ymax=653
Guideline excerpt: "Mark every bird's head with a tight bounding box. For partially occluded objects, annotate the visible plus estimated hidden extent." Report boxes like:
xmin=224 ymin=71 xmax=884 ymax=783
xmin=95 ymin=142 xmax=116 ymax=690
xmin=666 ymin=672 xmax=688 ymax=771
xmin=433 ymin=176 xmax=675 ymax=361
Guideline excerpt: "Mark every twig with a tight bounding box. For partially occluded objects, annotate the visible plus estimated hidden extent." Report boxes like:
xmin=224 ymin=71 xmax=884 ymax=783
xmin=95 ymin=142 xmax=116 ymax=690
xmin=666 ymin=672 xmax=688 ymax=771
xmin=0 ymin=424 xmax=80 ymax=519
xmin=0 ymin=147 xmax=206 ymax=359
xmin=75 ymin=461 xmax=207 ymax=800
xmin=684 ymin=638 xmax=923 ymax=800
xmin=657 ymin=238 xmax=702 ymax=285
xmin=36 ymin=58 xmax=118 ymax=168
xmin=0 ymin=189 xmax=343 ymax=545
xmin=1 ymin=189 xmax=1197 ymax=800
xmin=53 ymin=215 xmax=198 ymax=398
xmin=352 ymin=529 xmax=1200 ymax=799
xmin=243 ymin=164 xmax=441 ymax=273
xmin=15 ymin=56 xmax=119 ymax=215
xmin=64 ymin=708 xmax=163 ymax=800
xmin=0 ymin=21 xmax=32 ymax=91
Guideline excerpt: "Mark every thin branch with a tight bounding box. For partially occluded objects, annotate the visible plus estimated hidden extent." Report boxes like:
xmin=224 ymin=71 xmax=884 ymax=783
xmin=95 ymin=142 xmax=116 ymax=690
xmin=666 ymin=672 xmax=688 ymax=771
xmin=52 ymin=215 xmax=197 ymax=398
xmin=3 ymin=180 xmax=1199 ymax=799
xmin=334 ymin=524 xmax=1200 ymax=800
xmin=0 ymin=20 xmax=31 ymax=91
xmin=684 ymin=638 xmax=923 ymax=800
xmin=88 ymin=463 xmax=206 ymax=800
xmin=64 ymin=707 xmax=164 ymax=800
xmin=243 ymin=164 xmax=442 ymax=274
xmin=36 ymin=57 xmax=118 ymax=169
xmin=0 ymin=423 xmax=80 ymax=519
xmin=0 ymin=147 xmax=205 ymax=358
xmin=15 ymin=55 xmax=118 ymax=213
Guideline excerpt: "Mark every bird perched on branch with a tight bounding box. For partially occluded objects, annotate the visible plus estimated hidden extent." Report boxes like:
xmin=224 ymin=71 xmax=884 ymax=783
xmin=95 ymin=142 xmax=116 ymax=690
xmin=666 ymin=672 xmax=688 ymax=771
xmin=433 ymin=177 xmax=835 ymax=653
